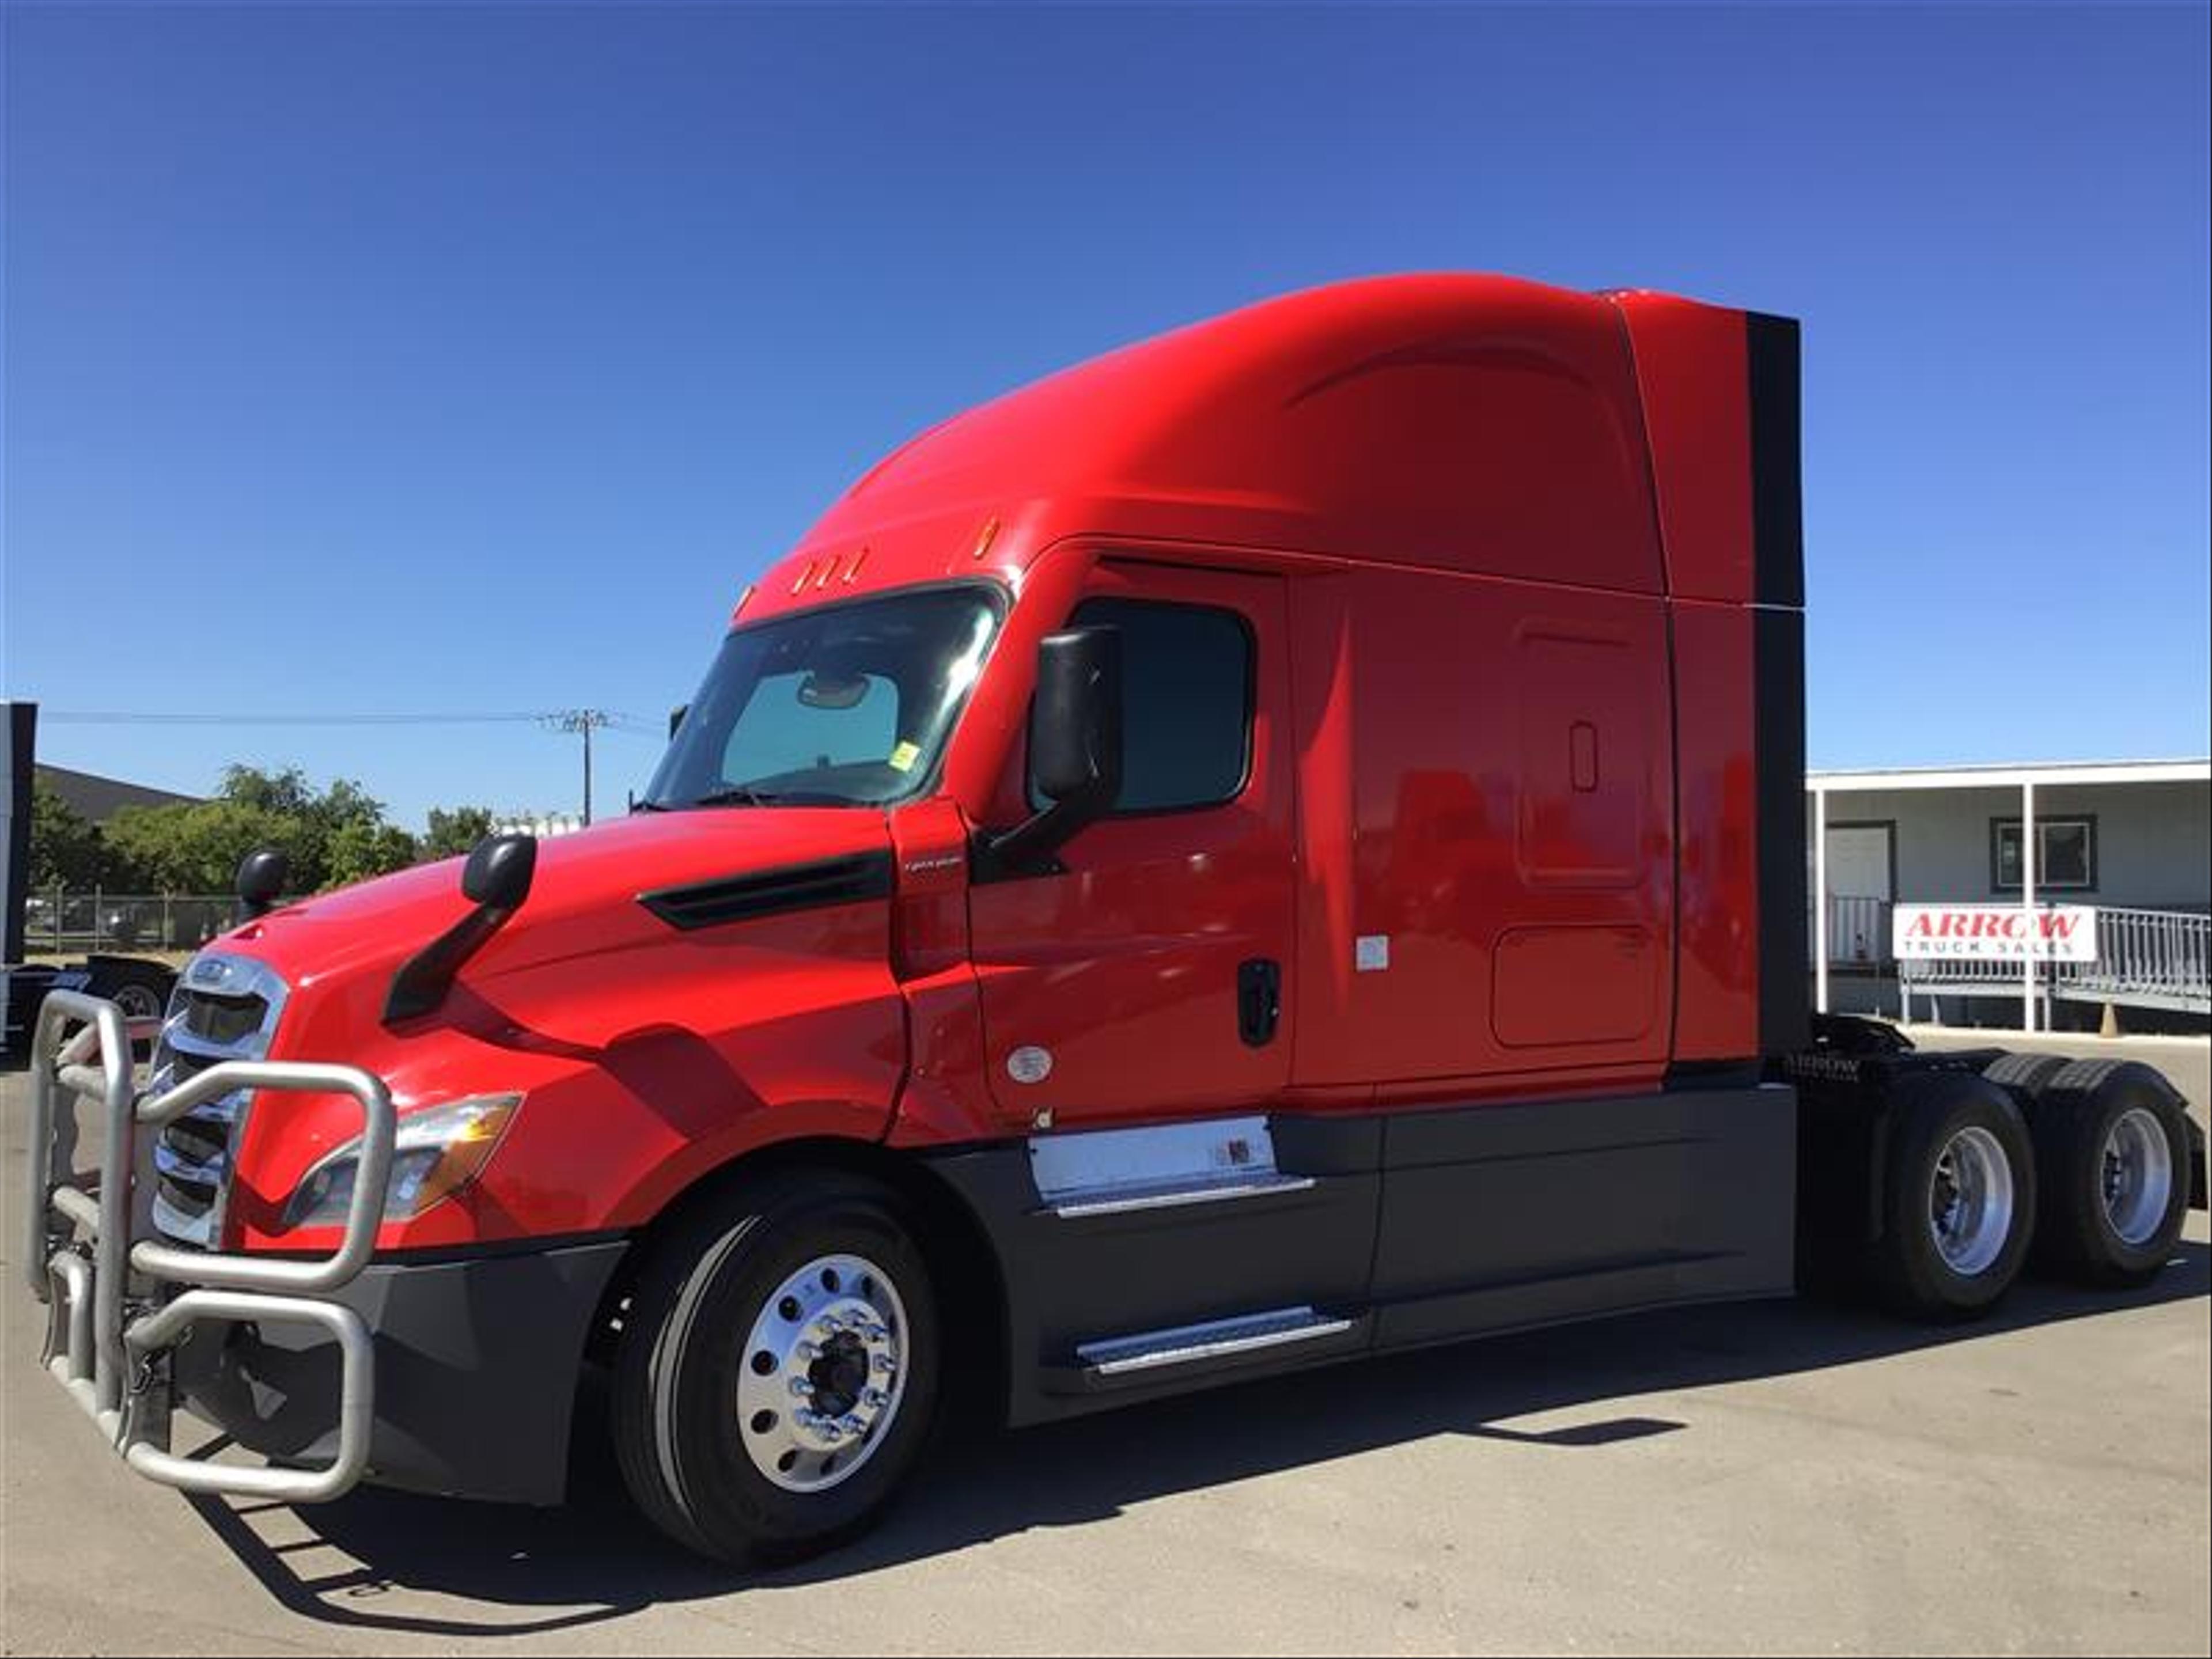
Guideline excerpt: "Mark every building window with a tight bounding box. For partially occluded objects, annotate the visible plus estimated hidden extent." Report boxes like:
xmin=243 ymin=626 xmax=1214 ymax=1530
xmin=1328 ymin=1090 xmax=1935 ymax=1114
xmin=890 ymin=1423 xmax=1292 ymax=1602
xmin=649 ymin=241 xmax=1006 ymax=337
xmin=1991 ymin=816 xmax=2097 ymax=892
xmin=1032 ymin=597 xmax=1253 ymax=813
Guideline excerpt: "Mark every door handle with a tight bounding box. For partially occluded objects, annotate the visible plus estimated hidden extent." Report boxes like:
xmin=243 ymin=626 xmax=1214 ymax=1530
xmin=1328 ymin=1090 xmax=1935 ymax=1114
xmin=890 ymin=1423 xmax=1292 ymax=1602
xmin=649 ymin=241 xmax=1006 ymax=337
xmin=1238 ymin=958 xmax=1281 ymax=1047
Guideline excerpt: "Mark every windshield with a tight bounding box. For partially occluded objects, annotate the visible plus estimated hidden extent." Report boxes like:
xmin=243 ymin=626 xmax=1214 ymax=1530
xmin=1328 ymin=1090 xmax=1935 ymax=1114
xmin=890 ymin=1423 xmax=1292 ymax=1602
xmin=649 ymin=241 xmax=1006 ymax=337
xmin=643 ymin=586 xmax=1002 ymax=809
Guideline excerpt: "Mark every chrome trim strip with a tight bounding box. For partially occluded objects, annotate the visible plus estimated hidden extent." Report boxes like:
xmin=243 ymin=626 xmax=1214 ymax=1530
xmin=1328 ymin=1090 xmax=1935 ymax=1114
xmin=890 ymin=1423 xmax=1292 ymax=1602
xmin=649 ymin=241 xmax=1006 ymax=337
xmin=181 ymin=1090 xmax=249 ymax=1126
xmin=157 ymin=1023 xmax=266 ymax=1063
xmin=149 ymin=1191 xmax=215 ymax=1247
xmin=153 ymin=1140 xmax=226 ymax=1185
xmin=175 ymin=951 xmax=292 ymax=1016
xmin=1078 ymin=1306 xmax=1355 ymax=1376
xmin=1050 ymin=1172 xmax=1316 ymax=1219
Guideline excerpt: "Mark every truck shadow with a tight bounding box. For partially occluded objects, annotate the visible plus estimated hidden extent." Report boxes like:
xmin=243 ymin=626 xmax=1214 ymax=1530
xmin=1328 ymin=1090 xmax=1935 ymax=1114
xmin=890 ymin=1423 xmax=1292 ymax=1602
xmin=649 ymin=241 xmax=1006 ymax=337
xmin=186 ymin=1243 xmax=2210 ymax=1638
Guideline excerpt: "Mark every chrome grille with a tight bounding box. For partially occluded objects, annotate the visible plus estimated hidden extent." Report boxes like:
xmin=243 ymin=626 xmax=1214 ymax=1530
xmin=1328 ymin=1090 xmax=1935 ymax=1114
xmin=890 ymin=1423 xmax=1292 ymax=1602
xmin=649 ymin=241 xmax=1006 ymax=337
xmin=148 ymin=953 xmax=289 ymax=1247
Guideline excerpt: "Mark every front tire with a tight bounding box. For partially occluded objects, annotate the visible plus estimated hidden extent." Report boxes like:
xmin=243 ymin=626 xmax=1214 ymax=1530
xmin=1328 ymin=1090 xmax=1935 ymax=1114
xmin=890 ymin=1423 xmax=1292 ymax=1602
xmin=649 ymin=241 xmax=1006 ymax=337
xmin=612 ymin=1169 xmax=940 ymax=1564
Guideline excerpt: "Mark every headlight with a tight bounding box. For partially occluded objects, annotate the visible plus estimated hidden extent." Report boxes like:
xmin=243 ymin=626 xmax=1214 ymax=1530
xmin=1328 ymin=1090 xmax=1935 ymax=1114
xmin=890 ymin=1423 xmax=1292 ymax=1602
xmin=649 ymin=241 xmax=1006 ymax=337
xmin=284 ymin=1093 xmax=522 ymax=1229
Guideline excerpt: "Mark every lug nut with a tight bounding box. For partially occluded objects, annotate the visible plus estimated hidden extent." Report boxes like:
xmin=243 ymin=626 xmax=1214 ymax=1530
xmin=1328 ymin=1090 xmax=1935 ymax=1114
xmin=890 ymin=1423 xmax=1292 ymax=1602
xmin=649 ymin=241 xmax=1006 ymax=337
xmin=789 ymin=1378 xmax=815 ymax=1398
xmin=873 ymin=1354 xmax=896 ymax=1374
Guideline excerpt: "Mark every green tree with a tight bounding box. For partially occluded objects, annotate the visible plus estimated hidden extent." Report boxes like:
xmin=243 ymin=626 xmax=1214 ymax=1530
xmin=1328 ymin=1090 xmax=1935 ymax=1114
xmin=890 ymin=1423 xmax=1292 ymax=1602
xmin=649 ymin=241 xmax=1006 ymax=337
xmin=27 ymin=777 xmax=118 ymax=889
xmin=66 ymin=766 xmax=469 ymax=897
xmin=104 ymin=799 xmax=305 ymax=895
xmin=325 ymin=819 xmax=421 ymax=887
xmin=421 ymin=805 xmax=497 ymax=859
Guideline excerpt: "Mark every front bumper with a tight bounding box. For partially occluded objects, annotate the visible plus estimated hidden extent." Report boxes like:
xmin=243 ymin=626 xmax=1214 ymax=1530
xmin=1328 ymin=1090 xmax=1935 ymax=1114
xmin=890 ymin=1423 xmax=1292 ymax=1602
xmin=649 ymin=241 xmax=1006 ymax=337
xmin=22 ymin=988 xmax=622 ymax=1506
xmin=172 ymin=1239 xmax=627 ymax=1505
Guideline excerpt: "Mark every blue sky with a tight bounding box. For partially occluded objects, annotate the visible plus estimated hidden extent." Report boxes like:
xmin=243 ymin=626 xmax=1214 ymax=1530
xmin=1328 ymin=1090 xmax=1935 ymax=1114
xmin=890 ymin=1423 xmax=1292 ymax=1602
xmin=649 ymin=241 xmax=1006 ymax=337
xmin=5 ymin=1 xmax=2207 ymax=831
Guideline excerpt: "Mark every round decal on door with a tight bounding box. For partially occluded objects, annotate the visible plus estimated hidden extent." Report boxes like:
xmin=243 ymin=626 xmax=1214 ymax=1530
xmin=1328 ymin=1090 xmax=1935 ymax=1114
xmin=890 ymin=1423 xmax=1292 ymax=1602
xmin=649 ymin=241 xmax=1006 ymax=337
xmin=1006 ymin=1046 xmax=1054 ymax=1085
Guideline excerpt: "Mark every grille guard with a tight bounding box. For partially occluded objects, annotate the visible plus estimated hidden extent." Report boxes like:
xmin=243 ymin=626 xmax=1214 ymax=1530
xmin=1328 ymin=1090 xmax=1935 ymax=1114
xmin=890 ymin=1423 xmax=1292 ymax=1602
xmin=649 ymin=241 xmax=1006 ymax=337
xmin=22 ymin=988 xmax=395 ymax=1503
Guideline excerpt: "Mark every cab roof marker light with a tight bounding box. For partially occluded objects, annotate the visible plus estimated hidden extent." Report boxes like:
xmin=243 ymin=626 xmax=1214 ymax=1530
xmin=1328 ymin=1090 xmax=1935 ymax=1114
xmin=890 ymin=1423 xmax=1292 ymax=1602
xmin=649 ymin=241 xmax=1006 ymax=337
xmin=843 ymin=545 xmax=870 ymax=584
xmin=969 ymin=515 xmax=1000 ymax=561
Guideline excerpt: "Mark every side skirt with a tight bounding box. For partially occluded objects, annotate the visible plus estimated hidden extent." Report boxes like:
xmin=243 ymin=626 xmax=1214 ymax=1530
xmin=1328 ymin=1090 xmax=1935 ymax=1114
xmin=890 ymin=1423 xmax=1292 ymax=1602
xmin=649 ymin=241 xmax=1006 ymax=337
xmin=923 ymin=1082 xmax=1798 ymax=1427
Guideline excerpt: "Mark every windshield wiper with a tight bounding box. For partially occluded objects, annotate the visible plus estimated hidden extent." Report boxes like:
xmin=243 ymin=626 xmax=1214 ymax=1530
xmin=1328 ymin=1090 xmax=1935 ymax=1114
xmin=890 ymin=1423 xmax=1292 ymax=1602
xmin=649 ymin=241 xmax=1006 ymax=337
xmin=687 ymin=785 xmax=786 ymax=809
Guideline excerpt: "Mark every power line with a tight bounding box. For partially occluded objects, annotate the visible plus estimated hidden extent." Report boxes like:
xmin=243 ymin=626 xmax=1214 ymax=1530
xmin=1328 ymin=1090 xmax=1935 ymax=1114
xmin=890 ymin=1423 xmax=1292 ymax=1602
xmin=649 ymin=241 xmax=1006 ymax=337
xmin=44 ymin=704 xmax=668 ymax=828
xmin=45 ymin=710 xmax=551 ymax=727
xmin=46 ymin=709 xmax=665 ymax=734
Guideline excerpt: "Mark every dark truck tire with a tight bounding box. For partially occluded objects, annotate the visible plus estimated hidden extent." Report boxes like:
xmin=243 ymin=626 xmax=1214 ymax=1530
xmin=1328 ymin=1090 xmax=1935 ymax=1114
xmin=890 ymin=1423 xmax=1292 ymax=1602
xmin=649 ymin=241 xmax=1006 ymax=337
xmin=2029 ymin=1060 xmax=2191 ymax=1288
xmin=83 ymin=955 xmax=175 ymax=1022
xmin=1982 ymin=1050 xmax=2067 ymax=1101
xmin=612 ymin=1168 xmax=941 ymax=1565
xmin=1875 ymin=1075 xmax=2036 ymax=1321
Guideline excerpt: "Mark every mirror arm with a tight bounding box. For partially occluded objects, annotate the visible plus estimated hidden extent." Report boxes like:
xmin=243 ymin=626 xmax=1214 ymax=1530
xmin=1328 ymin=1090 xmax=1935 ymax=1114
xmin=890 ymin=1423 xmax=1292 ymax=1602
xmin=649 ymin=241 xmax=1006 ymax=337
xmin=974 ymin=797 xmax=1090 ymax=881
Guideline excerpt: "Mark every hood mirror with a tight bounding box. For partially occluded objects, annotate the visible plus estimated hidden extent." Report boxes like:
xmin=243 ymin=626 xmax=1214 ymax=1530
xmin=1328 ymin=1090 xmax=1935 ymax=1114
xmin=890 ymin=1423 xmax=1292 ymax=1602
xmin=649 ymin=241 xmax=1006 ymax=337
xmin=384 ymin=832 xmax=539 ymax=1024
xmin=235 ymin=847 xmax=290 ymax=921
xmin=462 ymin=832 xmax=537 ymax=911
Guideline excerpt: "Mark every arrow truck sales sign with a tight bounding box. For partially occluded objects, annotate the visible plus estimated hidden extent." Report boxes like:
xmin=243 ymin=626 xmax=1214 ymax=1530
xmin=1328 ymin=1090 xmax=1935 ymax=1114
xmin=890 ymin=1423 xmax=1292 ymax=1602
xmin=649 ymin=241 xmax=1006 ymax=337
xmin=1893 ymin=904 xmax=2100 ymax=962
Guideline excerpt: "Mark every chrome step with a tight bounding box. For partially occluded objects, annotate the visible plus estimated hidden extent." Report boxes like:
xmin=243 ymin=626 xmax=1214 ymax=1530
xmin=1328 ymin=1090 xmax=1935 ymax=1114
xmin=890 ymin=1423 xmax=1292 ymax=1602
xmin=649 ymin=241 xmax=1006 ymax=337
xmin=1076 ymin=1306 xmax=1357 ymax=1377
xmin=1047 ymin=1170 xmax=1315 ymax=1219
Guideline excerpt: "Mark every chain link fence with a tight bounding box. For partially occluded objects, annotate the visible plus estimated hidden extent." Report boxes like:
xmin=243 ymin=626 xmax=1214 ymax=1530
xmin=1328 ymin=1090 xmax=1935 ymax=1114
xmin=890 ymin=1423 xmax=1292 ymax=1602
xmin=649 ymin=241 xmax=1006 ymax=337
xmin=23 ymin=890 xmax=236 ymax=955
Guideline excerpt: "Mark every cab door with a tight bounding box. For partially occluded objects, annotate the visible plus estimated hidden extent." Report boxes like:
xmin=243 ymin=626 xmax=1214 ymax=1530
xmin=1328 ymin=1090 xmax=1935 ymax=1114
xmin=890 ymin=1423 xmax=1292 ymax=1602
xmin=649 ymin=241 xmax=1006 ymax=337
xmin=968 ymin=560 xmax=1295 ymax=1128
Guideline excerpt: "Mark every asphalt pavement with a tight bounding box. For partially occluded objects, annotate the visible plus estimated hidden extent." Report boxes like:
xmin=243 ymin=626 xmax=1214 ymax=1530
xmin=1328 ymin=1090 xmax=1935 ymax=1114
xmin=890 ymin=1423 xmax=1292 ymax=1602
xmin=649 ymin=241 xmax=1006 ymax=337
xmin=2 ymin=1066 xmax=2206 ymax=1657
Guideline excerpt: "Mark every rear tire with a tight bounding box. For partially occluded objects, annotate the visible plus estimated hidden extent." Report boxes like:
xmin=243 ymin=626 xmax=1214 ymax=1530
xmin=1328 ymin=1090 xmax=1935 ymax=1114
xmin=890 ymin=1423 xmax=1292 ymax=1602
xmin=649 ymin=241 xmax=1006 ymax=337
xmin=1874 ymin=1077 xmax=2036 ymax=1320
xmin=611 ymin=1169 xmax=940 ymax=1565
xmin=2030 ymin=1060 xmax=2190 ymax=1288
xmin=1982 ymin=1050 xmax=2067 ymax=1101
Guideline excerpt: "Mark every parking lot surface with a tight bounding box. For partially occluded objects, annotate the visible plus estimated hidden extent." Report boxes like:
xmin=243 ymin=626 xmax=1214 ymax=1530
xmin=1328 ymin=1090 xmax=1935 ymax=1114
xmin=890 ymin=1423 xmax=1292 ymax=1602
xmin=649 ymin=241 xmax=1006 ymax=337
xmin=3 ymin=1067 xmax=2207 ymax=1657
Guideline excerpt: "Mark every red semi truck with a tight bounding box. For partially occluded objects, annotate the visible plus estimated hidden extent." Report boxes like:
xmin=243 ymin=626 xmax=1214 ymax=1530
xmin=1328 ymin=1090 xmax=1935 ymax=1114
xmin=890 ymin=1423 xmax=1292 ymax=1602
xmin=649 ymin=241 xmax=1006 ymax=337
xmin=24 ymin=275 xmax=2205 ymax=1563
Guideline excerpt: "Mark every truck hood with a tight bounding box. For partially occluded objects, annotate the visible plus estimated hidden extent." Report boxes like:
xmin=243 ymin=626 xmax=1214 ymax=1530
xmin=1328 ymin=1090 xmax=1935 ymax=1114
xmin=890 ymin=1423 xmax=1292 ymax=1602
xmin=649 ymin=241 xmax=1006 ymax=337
xmin=214 ymin=808 xmax=895 ymax=997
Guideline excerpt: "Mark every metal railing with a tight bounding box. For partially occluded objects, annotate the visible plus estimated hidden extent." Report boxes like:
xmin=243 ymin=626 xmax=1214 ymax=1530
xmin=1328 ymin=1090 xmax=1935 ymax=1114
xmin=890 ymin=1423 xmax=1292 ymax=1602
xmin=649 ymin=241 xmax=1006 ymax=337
xmin=24 ymin=890 xmax=235 ymax=955
xmin=24 ymin=989 xmax=395 ymax=1501
xmin=2055 ymin=907 xmax=2212 ymax=1013
xmin=1813 ymin=895 xmax=1893 ymax=968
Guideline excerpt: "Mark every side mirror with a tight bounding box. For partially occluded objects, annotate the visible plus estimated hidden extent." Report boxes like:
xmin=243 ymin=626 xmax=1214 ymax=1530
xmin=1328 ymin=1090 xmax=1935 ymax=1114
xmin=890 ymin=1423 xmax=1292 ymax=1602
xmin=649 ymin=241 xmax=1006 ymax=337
xmin=461 ymin=832 xmax=537 ymax=911
xmin=1031 ymin=627 xmax=1123 ymax=809
xmin=235 ymin=847 xmax=290 ymax=921
xmin=981 ymin=626 xmax=1123 ymax=874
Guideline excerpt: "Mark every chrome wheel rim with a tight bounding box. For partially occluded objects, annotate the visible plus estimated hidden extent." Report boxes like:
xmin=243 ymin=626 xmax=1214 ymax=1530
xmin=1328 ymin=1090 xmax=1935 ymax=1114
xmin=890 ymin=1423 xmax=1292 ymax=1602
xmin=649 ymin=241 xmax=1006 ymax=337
xmin=2100 ymin=1107 xmax=2172 ymax=1247
xmin=1929 ymin=1125 xmax=2014 ymax=1277
xmin=111 ymin=983 xmax=164 ymax=1020
xmin=734 ymin=1253 xmax=908 ymax=1494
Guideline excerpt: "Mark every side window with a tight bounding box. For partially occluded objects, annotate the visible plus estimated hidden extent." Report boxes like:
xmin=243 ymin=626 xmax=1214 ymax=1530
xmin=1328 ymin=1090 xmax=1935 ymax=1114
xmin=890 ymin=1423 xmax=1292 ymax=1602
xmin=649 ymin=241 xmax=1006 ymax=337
xmin=1035 ymin=597 xmax=1253 ymax=813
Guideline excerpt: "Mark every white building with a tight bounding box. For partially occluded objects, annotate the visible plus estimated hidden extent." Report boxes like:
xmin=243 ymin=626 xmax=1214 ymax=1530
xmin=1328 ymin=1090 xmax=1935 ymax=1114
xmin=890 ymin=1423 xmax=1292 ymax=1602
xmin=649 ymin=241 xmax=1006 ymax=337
xmin=1809 ymin=759 xmax=2211 ymax=1032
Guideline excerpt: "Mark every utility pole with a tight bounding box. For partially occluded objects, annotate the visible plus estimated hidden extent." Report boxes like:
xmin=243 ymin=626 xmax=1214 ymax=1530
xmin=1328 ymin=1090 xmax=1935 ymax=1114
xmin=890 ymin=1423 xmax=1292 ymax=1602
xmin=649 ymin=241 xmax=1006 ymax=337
xmin=544 ymin=710 xmax=612 ymax=825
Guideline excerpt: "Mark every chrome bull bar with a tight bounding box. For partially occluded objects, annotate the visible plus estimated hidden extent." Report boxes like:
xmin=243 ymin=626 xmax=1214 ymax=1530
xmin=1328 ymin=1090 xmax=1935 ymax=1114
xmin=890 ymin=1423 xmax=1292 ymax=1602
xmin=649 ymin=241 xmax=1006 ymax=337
xmin=25 ymin=988 xmax=395 ymax=1503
